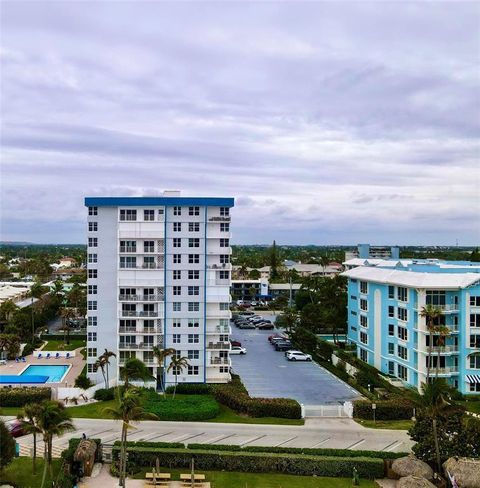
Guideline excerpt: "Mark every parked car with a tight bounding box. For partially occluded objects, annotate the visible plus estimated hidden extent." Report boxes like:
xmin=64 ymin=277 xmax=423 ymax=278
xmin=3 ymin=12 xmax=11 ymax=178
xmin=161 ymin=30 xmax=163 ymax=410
xmin=271 ymin=336 xmax=289 ymax=345
xmin=251 ymin=301 xmax=257 ymax=306
xmin=230 ymin=346 xmax=247 ymax=355
xmin=230 ymin=339 xmax=242 ymax=347
xmin=286 ymin=351 xmax=312 ymax=361
xmin=6 ymin=419 xmax=26 ymax=438
xmin=257 ymin=322 xmax=275 ymax=330
xmin=268 ymin=334 xmax=285 ymax=343
xmin=275 ymin=341 xmax=293 ymax=351
xmin=238 ymin=311 xmax=255 ymax=316
xmin=238 ymin=322 xmax=256 ymax=329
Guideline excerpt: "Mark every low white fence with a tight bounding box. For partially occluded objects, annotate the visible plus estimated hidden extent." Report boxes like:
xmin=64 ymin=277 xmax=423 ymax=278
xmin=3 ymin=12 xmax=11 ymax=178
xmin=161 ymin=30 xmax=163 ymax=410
xmin=331 ymin=353 xmax=358 ymax=377
xmin=303 ymin=402 xmax=353 ymax=418
xmin=54 ymin=378 xmax=116 ymax=402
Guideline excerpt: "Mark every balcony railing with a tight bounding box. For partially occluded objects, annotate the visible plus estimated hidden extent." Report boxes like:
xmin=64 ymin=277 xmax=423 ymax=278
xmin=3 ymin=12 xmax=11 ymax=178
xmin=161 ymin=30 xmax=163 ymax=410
xmin=206 ymin=263 xmax=232 ymax=270
xmin=119 ymin=246 xmax=137 ymax=253
xmin=207 ymin=325 xmax=230 ymax=334
xmin=434 ymin=366 xmax=459 ymax=374
xmin=120 ymin=311 xmax=160 ymax=317
xmin=430 ymin=345 xmax=459 ymax=353
xmin=208 ymin=216 xmax=230 ymax=222
xmin=119 ymin=327 xmax=163 ymax=334
xmin=210 ymin=357 xmax=230 ymax=365
xmin=119 ymin=342 xmax=161 ymax=350
xmin=119 ymin=263 xmax=163 ymax=270
xmin=207 ymin=342 xmax=231 ymax=350
xmin=119 ymin=294 xmax=164 ymax=301
xmin=415 ymin=303 xmax=459 ymax=312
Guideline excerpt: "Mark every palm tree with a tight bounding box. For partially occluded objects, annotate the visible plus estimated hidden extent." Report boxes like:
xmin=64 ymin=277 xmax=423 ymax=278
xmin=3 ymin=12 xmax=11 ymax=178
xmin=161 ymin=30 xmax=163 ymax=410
xmin=0 ymin=333 xmax=21 ymax=360
xmin=95 ymin=356 xmax=108 ymax=388
xmin=120 ymin=357 xmax=154 ymax=389
xmin=36 ymin=400 xmax=75 ymax=488
xmin=17 ymin=403 xmax=42 ymax=473
xmin=59 ymin=307 xmax=76 ymax=345
xmin=104 ymin=388 xmax=158 ymax=487
xmin=319 ymin=255 xmax=330 ymax=276
xmin=167 ymin=355 xmax=189 ymax=399
xmin=420 ymin=304 xmax=443 ymax=381
xmin=28 ymin=282 xmax=44 ymax=342
xmin=99 ymin=349 xmax=117 ymax=387
xmin=435 ymin=324 xmax=451 ymax=378
xmin=51 ymin=280 xmax=64 ymax=301
xmin=151 ymin=346 xmax=176 ymax=393
xmin=0 ymin=299 xmax=18 ymax=325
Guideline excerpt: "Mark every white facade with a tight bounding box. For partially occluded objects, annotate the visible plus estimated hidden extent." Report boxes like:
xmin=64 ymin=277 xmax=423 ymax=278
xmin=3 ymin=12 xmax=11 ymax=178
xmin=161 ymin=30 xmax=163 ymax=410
xmin=85 ymin=195 xmax=234 ymax=387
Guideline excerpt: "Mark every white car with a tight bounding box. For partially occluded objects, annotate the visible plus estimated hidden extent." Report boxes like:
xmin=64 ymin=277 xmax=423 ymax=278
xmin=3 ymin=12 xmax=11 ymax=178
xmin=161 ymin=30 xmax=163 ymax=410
xmin=286 ymin=351 xmax=312 ymax=361
xmin=230 ymin=346 xmax=247 ymax=355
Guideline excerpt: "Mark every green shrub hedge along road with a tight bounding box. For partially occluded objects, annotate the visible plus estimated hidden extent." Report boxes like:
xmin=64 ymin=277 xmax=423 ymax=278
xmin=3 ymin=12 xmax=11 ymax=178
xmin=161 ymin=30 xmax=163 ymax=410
xmin=0 ymin=457 xmax=62 ymax=488
xmin=0 ymin=387 xmax=51 ymax=407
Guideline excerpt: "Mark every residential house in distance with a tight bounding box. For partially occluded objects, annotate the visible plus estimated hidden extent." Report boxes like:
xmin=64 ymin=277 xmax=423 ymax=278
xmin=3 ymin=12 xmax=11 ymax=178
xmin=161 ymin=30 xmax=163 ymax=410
xmin=85 ymin=192 xmax=234 ymax=388
xmin=343 ymin=259 xmax=480 ymax=395
xmin=345 ymin=244 xmax=400 ymax=261
xmin=59 ymin=257 xmax=77 ymax=268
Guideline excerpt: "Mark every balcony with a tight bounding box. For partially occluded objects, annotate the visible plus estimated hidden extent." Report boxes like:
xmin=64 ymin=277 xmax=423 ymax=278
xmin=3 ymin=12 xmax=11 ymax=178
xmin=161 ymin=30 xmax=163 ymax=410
xmin=208 ymin=216 xmax=230 ymax=222
xmin=434 ymin=366 xmax=459 ymax=375
xmin=209 ymin=357 xmax=230 ymax=365
xmin=206 ymin=263 xmax=232 ymax=270
xmin=207 ymin=341 xmax=231 ymax=350
xmin=430 ymin=345 xmax=459 ymax=354
xmin=206 ymin=325 xmax=230 ymax=334
xmin=120 ymin=311 xmax=160 ymax=318
xmin=119 ymin=246 xmax=137 ymax=253
xmin=119 ymin=263 xmax=164 ymax=270
xmin=119 ymin=343 xmax=152 ymax=350
xmin=119 ymin=294 xmax=164 ymax=302
xmin=414 ymin=303 xmax=459 ymax=313
xmin=119 ymin=327 xmax=163 ymax=334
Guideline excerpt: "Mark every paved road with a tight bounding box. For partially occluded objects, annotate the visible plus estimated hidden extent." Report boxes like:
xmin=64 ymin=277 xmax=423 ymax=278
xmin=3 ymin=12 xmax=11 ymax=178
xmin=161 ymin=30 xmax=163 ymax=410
xmin=230 ymin=319 xmax=360 ymax=406
xmin=7 ymin=417 xmax=414 ymax=456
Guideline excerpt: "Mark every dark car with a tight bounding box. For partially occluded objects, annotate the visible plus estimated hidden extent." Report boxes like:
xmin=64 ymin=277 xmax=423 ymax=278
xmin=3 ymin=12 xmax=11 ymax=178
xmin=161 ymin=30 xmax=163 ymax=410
xmin=230 ymin=339 xmax=242 ymax=347
xmin=238 ymin=322 xmax=256 ymax=329
xmin=271 ymin=336 xmax=289 ymax=345
xmin=257 ymin=322 xmax=275 ymax=330
xmin=275 ymin=341 xmax=293 ymax=351
xmin=7 ymin=420 xmax=26 ymax=438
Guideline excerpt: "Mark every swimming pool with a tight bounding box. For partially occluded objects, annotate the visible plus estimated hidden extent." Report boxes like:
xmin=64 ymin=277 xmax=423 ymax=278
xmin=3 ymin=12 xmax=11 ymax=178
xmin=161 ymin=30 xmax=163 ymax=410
xmin=19 ymin=365 xmax=69 ymax=383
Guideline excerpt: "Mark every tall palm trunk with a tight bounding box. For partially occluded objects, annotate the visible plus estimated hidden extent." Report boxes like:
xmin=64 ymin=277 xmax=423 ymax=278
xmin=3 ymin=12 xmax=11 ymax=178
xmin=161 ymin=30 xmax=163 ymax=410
xmin=432 ymin=418 xmax=441 ymax=473
xmin=426 ymin=329 xmax=433 ymax=382
xmin=436 ymin=342 xmax=441 ymax=378
xmin=119 ymin=422 xmax=128 ymax=487
xmin=173 ymin=371 xmax=178 ymax=399
xmin=32 ymin=431 xmax=37 ymax=474
xmin=40 ymin=438 xmax=49 ymax=488
xmin=106 ymin=363 xmax=109 ymax=387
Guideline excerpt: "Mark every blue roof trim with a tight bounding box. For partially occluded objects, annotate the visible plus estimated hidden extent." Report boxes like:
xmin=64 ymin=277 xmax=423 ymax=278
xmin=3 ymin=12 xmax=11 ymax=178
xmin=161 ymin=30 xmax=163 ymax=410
xmin=85 ymin=197 xmax=234 ymax=207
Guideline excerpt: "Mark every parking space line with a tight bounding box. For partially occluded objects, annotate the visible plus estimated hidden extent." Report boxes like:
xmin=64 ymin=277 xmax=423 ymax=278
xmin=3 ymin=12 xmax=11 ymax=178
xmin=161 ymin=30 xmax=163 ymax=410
xmin=274 ymin=436 xmax=298 ymax=447
xmin=208 ymin=433 xmax=236 ymax=444
xmin=384 ymin=441 xmax=403 ymax=452
xmin=310 ymin=437 xmax=331 ymax=447
xmin=240 ymin=435 xmax=266 ymax=447
xmin=346 ymin=439 xmax=365 ymax=449
xmin=143 ymin=431 xmax=174 ymax=442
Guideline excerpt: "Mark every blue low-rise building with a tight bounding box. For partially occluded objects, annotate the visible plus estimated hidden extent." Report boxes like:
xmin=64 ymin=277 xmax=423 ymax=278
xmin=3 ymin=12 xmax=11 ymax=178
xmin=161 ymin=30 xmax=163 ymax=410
xmin=342 ymin=259 xmax=480 ymax=395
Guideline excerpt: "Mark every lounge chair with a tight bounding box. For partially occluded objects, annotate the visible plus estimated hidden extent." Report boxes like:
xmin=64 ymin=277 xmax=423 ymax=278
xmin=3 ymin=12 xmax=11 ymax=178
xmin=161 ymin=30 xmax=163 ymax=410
xmin=37 ymin=353 xmax=42 ymax=359
xmin=21 ymin=357 xmax=26 ymax=363
xmin=46 ymin=353 xmax=51 ymax=359
xmin=55 ymin=353 xmax=60 ymax=359
xmin=15 ymin=357 xmax=20 ymax=363
xmin=65 ymin=352 xmax=71 ymax=359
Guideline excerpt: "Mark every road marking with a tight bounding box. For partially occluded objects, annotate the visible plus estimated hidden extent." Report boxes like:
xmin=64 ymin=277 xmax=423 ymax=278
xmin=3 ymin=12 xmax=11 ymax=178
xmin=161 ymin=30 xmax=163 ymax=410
xmin=310 ymin=437 xmax=331 ymax=447
xmin=143 ymin=431 xmax=174 ymax=442
xmin=208 ymin=433 xmax=236 ymax=444
xmin=135 ymin=431 xmax=168 ymax=442
xmin=240 ymin=435 xmax=266 ymax=447
xmin=384 ymin=441 xmax=403 ymax=452
xmin=346 ymin=439 xmax=365 ymax=449
xmin=178 ymin=432 xmax=206 ymax=443
xmin=167 ymin=433 xmax=203 ymax=443
xmin=274 ymin=436 xmax=298 ymax=447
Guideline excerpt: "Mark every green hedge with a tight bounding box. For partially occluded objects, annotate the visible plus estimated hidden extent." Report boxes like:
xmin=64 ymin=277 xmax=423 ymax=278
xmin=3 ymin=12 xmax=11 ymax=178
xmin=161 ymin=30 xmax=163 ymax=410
xmin=114 ymin=441 xmax=185 ymax=449
xmin=41 ymin=333 xmax=86 ymax=341
xmin=0 ymin=387 xmax=51 ymax=407
xmin=61 ymin=438 xmax=102 ymax=464
xmin=353 ymin=399 xmax=415 ymax=420
xmin=212 ymin=375 xmax=301 ymax=419
xmin=165 ymin=383 xmax=211 ymax=395
xmin=93 ymin=387 xmax=116 ymax=401
xmin=113 ymin=447 xmax=385 ymax=479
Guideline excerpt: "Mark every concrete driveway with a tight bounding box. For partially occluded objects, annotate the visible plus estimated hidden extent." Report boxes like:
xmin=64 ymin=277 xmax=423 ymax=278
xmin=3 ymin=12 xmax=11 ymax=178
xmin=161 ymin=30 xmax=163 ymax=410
xmin=229 ymin=316 xmax=360 ymax=407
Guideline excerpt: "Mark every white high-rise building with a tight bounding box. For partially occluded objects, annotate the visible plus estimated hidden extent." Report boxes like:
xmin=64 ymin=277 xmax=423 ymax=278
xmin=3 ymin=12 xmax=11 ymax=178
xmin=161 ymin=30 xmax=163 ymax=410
xmin=85 ymin=193 xmax=234 ymax=387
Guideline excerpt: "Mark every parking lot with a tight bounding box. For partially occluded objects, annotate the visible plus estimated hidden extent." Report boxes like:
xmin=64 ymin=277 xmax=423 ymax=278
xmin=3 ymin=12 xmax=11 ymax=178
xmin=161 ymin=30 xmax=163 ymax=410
xmin=230 ymin=315 xmax=361 ymax=407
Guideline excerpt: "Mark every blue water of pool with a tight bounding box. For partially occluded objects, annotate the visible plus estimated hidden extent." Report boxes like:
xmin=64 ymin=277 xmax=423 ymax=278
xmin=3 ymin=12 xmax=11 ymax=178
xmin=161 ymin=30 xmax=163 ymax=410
xmin=20 ymin=365 xmax=69 ymax=383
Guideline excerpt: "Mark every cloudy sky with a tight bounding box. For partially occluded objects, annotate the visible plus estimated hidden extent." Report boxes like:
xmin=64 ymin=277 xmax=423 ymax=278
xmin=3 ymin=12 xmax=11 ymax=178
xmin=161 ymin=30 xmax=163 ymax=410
xmin=1 ymin=1 xmax=479 ymax=245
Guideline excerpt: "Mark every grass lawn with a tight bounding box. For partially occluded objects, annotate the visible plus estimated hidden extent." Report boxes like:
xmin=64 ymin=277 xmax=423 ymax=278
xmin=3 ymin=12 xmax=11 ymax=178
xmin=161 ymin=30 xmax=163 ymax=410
xmin=0 ymin=457 xmax=62 ymax=488
xmin=458 ymin=400 xmax=480 ymax=414
xmin=208 ymin=403 xmax=304 ymax=425
xmin=354 ymin=418 xmax=413 ymax=430
xmin=42 ymin=339 xmax=86 ymax=351
xmin=131 ymin=467 xmax=374 ymax=487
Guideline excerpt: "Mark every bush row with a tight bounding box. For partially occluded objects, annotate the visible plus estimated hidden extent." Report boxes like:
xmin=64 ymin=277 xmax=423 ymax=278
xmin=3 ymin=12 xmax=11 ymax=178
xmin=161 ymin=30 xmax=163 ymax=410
xmin=0 ymin=387 xmax=51 ymax=407
xmin=165 ymin=383 xmax=212 ymax=395
xmin=41 ymin=333 xmax=87 ymax=341
xmin=93 ymin=387 xmax=116 ymax=401
xmin=113 ymin=447 xmax=385 ymax=478
xmin=114 ymin=441 xmax=185 ymax=449
xmin=212 ymin=374 xmax=301 ymax=419
xmin=353 ymin=399 xmax=415 ymax=420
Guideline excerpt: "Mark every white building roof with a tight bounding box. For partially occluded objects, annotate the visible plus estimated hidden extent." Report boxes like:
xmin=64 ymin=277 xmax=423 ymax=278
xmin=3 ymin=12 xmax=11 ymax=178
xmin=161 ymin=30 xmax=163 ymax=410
xmin=342 ymin=267 xmax=480 ymax=289
xmin=269 ymin=283 xmax=302 ymax=290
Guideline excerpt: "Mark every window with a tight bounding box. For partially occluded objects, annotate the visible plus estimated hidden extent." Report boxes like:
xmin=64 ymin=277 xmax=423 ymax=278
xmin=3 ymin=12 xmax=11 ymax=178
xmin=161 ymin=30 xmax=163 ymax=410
xmin=144 ymin=241 xmax=154 ymax=252
xmin=220 ymin=238 xmax=229 ymax=247
xmin=219 ymin=366 xmax=229 ymax=373
xmin=188 ymin=286 xmax=199 ymax=296
xmin=144 ymin=209 xmax=154 ymax=221
xmin=88 ymin=237 xmax=98 ymax=247
xmin=360 ymin=281 xmax=368 ymax=294
xmin=189 ymin=222 xmax=200 ymax=232
xmin=173 ymin=302 xmax=181 ymax=312
xmin=188 ymin=334 xmax=199 ymax=344
xmin=469 ymin=355 xmax=480 ymax=369
xmin=219 ymin=271 xmax=229 ymax=280
xmin=398 ymin=364 xmax=408 ymax=381
xmin=188 ymin=365 xmax=199 ymax=375
xmin=388 ymin=324 xmax=395 ymax=336
xmin=220 ymin=254 xmax=229 ymax=264
xmin=188 ymin=320 xmax=199 ymax=328
xmin=88 ymin=316 xmax=97 ymax=327
xmin=158 ymin=208 xmax=164 ymax=219
xmin=88 ymin=332 xmax=97 ymax=342
xmin=359 ymin=348 xmax=368 ymax=362
xmin=470 ymin=296 xmax=480 ymax=307
xmin=360 ymin=299 xmax=368 ymax=311
xmin=470 ymin=383 xmax=480 ymax=392
xmin=388 ymin=306 xmax=395 ymax=318
xmin=173 ymin=254 xmax=181 ymax=264
xmin=88 ymin=285 xmax=97 ymax=295
xmin=189 ymin=254 xmax=200 ymax=264
xmin=173 ymin=238 xmax=181 ymax=248
xmin=88 ymin=253 xmax=97 ymax=263
xmin=173 ymin=222 xmax=182 ymax=232
xmin=360 ymin=315 xmax=368 ymax=328
xmin=388 ymin=286 xmax=395 ymax=299
xmin=143 ymin=257 xmax=155 ymax=270
xmin=397 ymin=287 xmax=408 ymax=302
xmin=173 ymin=334 xmax=181 ymax=344
xmin=144 ymin=319 xmax=154 ymax=329
xmin=398 ymin=345 xmax=408 ymax=360
xmin=120 ymin=209 xmax=137 ymax=221
xmin=173 ymin=286 xmax=181 ymax=296
xmin=87 ymin=348 xmax=97 ymax=358
xmin=188 ymin=350 xmax=199 ymax=360
xmin=88 ymin=269 xmax=97 ymax=279
xmin=398 ymin=326 xmax=408 ymax=341
xmin=220 ymin=207 xmax=229 ymax=216
xmin=220 ymin=223 xmax=230 ymax=232
xmin=188 ymin=270 xmax=200 ymax=280
xmin=188 ymin=302 xmax=200 ymax=312
xmin=219 ymin=303 xmax=229 ymax=311
xmin=189 ymin=238 xmax=200 ymax=248
xmin=120 ymin=240 xmax=136 ymax=252
xmin=426 ymin=290 xmax=446 ymax=306
xmin=470 ymin=335 xmax=480 ymax=348
xmin=173 ymin=270 xmax=181 ymax=280
xmin=360 ymin=331 xmax=368 ymax=344
xmin=470 ymin=314 xmax=480 ymax=327
xmin=397 ymin=308 xmax=408 ymax=322
xmin=189 ymin=206 xmax=200 ymax=216
xmin=88 ymin=206 xmax=97 ymax=216
xmin=87 ymin=364 xmax=98 ymax=373
xmin=120 ymin=256 xmax=137 ymax=268
xmin=351 ymin=311 xmax=357 ymax=316
xmin=88 ymin=222 xmax=98 ymax=232
xmin=88 ymin=301 xmax=97 ymax=310
xmin=173 ymin=206 xmax=181 ymax=216
xmin=173 ymin=321 xmax=181 ymax=328
xmin=351 ymin=295 xmax=357 ymax=300
xmin=388 ymin=343 xmax=394 ymax=355
xmin=388 ymin=361 xmax=395 ymax=375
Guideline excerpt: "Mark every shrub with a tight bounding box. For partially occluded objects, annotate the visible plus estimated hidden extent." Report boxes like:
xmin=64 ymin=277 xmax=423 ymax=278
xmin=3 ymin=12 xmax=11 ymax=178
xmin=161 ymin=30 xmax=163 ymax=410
xmin=317 ymin=339 xmax=334 ymax=361
xmin=114 ymin=441 xmax=185 ymax=449
xmin=355 ymin=369 xmax=383 ymax=389
xmin=353 ymin=399 xmax=415 ymax=420
xmin=93 ymin=387 xmax=116 ymax=401
xmin=165 ymin=383 xmax=211 ymax=395
xmin=114 ymin=446 xmax=385 ymax=479
xmin=212 ymin=375 xmax=301 ymax=419
xmin=143 ymin=391 xmax=219 ymax=421
xmin=74 ymin=374 xmax=93 ymax=389
xmin=0 ymin=387 xmax=51 ymax=407
xmin=0 ymin=420 xmax=15 ymax=469
xmin=21 ymin=337 xmax=43 ymax=357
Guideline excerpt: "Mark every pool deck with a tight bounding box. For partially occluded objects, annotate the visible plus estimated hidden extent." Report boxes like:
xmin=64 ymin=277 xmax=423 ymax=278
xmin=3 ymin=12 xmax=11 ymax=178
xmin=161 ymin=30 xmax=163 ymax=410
xmin=0 ymin=347 xmax=85 ymax=387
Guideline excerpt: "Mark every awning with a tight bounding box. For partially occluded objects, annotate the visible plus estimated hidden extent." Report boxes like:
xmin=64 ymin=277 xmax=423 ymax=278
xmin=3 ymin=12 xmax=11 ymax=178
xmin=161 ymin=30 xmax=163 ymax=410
xmin=466 ymin=375 xmax=480 ymax=384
